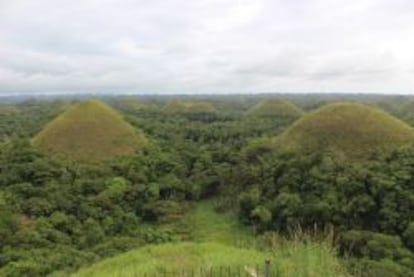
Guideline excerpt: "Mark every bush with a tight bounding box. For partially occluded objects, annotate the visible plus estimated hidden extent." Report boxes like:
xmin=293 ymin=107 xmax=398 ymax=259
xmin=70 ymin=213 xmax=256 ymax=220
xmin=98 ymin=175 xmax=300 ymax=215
xmin=403 ymin=222 xmax=414 ymax=250
xmin=91 ymin=237 xmax=143 ymax=258
xmin=348 ymin=258 xmax=413 ymax=277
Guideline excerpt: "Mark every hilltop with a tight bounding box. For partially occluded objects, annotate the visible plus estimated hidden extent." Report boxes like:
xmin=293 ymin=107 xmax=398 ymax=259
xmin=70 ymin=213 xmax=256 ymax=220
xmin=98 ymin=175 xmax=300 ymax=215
xmin=32 ymin=100 xmax=147 ymax=161
xmin=246 ymin=99 xmax=303 ymax=119
xmin=276 ymin=102 xmax=414 ymax=159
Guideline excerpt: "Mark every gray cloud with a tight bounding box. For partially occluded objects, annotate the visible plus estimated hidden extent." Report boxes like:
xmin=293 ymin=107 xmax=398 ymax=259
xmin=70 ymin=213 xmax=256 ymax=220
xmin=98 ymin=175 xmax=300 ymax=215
xmin=1 ymin=0 xmax=414 ymax=94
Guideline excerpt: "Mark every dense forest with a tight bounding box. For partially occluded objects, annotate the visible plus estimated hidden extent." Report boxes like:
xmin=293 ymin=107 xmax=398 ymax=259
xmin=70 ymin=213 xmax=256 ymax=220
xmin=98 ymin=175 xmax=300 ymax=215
xmin=1 ymin=94 xmax=414 ymax=276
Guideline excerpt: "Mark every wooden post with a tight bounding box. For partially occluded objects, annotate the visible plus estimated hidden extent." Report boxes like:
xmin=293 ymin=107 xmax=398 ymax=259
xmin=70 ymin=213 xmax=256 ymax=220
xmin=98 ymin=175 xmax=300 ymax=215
xmin=264 ymin=260 xmax=270 ymax=277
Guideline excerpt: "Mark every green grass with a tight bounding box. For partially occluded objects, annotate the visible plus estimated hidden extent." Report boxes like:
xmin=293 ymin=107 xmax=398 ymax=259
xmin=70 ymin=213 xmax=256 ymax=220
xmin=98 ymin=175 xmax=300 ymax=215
xmin=33 ymin=99 xmax=147 ymax=161
xmin=61 ymin=202 xmax=351 ymax=277
xmin=65 ymin=242 xmax=267 ymax=277
xmin=63 ymin=239 xmax=349 ymax=277
xmin=276 ymin=102 xmax=414 ymax=159
xmin=247 ymin=100 xmax=304 ymax=119
xmin=185 ymin=201 xmax=254 ymax=244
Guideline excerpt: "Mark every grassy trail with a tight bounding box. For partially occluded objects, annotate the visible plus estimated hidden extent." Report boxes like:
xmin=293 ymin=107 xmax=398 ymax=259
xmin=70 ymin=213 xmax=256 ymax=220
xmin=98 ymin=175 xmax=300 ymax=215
xmin=185 ymin=201 xmax=254 ymax=245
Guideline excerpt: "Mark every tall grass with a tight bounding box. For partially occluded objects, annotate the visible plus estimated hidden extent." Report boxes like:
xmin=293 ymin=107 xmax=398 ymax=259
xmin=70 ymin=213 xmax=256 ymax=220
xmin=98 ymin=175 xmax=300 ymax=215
xmin=58 ymin=203 xmax=352 ymax=277
xmin=60 ymin=235 xmax=350 ymax=277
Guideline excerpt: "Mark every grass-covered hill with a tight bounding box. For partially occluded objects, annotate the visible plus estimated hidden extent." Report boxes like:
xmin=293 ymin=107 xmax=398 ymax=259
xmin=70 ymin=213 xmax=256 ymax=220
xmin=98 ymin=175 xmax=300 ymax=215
xmin=184 ymin=102 xmax=218 ymax=114
xmin=32 ymin=99 xmax=147 ymax=161
xmin=163 ymin=100 xmax=217 ymax=115
xmin=119 ymin=98 xmax=143 ymax=110
xmin=276 ymin=102 xmax=414 ymax=159
xmin=162 ymin=100 xmax=187 ymax=114
xmin=246 ymin=99 xmax=304 ymax=119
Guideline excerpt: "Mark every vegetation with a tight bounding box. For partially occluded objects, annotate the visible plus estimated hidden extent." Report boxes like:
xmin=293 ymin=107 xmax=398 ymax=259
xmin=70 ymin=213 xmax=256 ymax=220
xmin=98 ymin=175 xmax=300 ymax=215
xmin=185 ymin=202 xmax=253 ymax=244
xmin=1 ymin=94 xmax=414 ymax=276
xmin=246 ymin=99 xmax=304 ymax=120
xmin=67 ymin=239 xmax=349 ymax=277
xmin=65 ymin=203 xmax=348 ymax=277
xmin=163 ymin=100 xmax=218 ymax=121
xmin=236 ymin=143 xmax=414 ymax=275
xmin=116 ymin=98 xmax=144 ymax=111
xmin=33 ymin=100 xmax=147 ymax=161
xmin=276 ymin=102 xmax=414 ymax=159
xmin=162 ymin=99 xmax=188 ymax=114
xmin=0 ymin=100 xmax=68 ymax=139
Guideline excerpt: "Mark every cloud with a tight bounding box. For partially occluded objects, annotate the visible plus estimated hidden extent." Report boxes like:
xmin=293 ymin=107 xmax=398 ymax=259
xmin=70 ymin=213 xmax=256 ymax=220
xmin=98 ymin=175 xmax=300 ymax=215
xmin=0 ymin=0 xmax=414 ymax=94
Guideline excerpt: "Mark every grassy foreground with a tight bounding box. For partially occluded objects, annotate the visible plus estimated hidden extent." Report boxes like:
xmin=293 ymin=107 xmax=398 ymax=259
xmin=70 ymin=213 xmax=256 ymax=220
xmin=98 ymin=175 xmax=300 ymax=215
xmin=58 ymin=202 xmax=350 ymax=276
xmin=64 ymin=240 xmax=349 ymax=277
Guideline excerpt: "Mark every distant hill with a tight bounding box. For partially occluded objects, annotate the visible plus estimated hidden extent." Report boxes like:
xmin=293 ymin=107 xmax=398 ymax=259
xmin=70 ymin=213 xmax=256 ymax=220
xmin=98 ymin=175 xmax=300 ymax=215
xmin=119 ymin=98 xmax=143 ymax=110
xmin=246 ymin=100 xmax=303 ymax=119
xmin=33 ymin=100 xmax=147 ymax=161
xmin=183 ymin=102 xmax=217 ymax=115
xmin=164 ymin=100 xmax=217 ymax=113
xmin=163 ymin=100 xmax=189 ymax=114
xmin=163 ymin=100 xmax=218 ymax=120
xmin=276 ymin=102 xmax=414 ymax=159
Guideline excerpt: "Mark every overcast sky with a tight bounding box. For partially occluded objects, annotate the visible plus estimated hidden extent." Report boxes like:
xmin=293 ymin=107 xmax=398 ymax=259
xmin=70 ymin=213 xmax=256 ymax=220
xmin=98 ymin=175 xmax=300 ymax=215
xmin=1 ymin=0 xmax=414 ymax=94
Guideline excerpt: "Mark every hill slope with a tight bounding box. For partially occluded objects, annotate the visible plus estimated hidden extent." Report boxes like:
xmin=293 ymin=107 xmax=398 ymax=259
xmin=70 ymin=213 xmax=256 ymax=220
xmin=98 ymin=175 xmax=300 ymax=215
xmin=276 ymin=102 xmax=414 ymax=159
xmin=33 ymin=100 xmax=146 ymax=161
xmin=63 ymin=203 xmax=349 ymax=277
xmin=163 ymin=100 xmax=217 ymax=115
xmin=247 ymin=100 xmax=303 ymax=119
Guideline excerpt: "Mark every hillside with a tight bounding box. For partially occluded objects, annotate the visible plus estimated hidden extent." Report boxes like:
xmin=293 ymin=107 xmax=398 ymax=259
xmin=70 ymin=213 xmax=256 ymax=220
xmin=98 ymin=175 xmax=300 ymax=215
xmin=63 ymin=203 xmax=349 ymax=277
xmin=32 ymin=100 xmax=147 ymax=161
xmin=247 ymin=99 xmax=303 ymax=119
xmin=162 ymin=100 xmax=187 ymax=114
xmin=163 ymin=100 xmax=217 ymax=115
xmin=119 ymin=98 xmax=143 ymax=111
xmin=184 ymin=102 xmax=217 ymax=114
xmin=276 ymin=102 xmax=414 ymax=159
